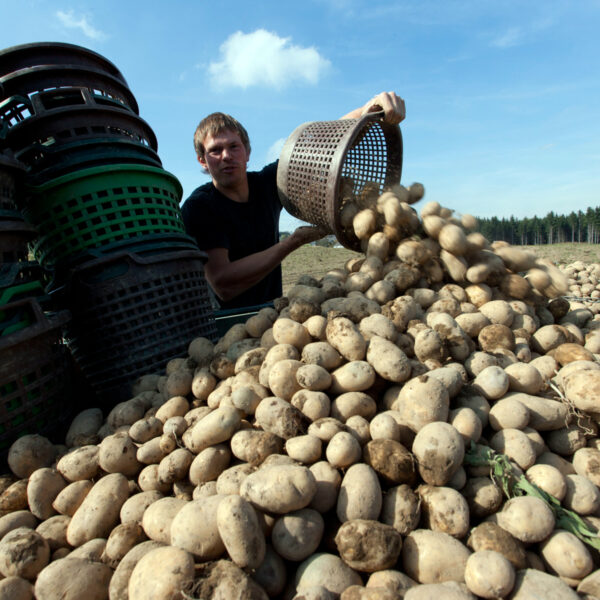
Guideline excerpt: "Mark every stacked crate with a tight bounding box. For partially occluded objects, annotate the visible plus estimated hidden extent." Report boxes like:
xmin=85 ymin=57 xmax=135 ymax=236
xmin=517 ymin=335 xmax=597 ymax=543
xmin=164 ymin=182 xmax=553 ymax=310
xmin=0 ymin=42 xmax=217 ymax=411
xmin=0 ymin=152 xmax=72 ymax=458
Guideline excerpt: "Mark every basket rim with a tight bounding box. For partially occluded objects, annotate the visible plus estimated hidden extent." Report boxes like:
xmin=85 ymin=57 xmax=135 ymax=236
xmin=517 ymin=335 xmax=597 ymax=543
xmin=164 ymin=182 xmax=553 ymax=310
xmin=25 ymin=163 xmax=182 ymax=198
xmin=0 ymin=41 xmax=128 ymax=83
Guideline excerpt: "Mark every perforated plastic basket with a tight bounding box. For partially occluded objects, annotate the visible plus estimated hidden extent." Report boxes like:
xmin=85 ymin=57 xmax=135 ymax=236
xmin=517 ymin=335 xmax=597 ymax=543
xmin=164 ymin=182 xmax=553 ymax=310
xmin=5 ymin=103 xmax=157 ymax=170
xmin=24 ymin=164 xmax=184 ymax=266
xmin=0 ymin=299 xmax=72 ymax=454
xmin=0 ymin=64 xmax=138 ymax=114
xmin=0 ymin=219 xmax=37 ymax=265
xmin=0 ymin=42 xmax=129 ymax=84
xmin=1 ymin=86 xmax=136 ymax=136
xmin=277 ymin=111 xmax=402 ymax=250
xmin=0 ymin=152 xmax=24 ymax=211
xmin=62 ymin=249 xmax=218 ymax=404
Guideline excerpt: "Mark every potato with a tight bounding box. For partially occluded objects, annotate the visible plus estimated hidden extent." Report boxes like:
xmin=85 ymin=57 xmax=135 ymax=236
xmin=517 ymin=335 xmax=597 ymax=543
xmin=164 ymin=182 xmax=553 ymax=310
xmin=326 ymin=431 xmax=362 ymax=468
xmin=0 ymin=527 xmax=49 ymax=579
xmin=34 ymin=557 xmax=113 ymax=600
xmin=0 ymin=576 xmax=34 ymax=600
xmin=449 ymin=407 xmax=482 ymax=443
xmin=230 ymin=431 xmax=281 ymax=466
xmin=272 ymin=317 xmax=311 ymax=349
xmin=104 ymin=522 xmax=146 ymax=563
xmin=489 ymin=428 xmax=536 ymax=470
xmin=464 ymin=550 xmax=515 ymax=599
xmin=563 ymin=474 xmax=600 ymax=515
xmin=252 ymin=545 xmax=287 ymax=598
xmin=496 ymin=496 xmax=555 ymax=543
xmin=291 ymin=390 xmax=331 ymax=422
xmin=107 ymin=399 xmax=146 ymax=430
xmin=216 ymin=495 xmax=265 ymax=568
xmin=35 ymin=514 xmax=70 ymax=551
xmin=366 ymin=569 xmax=417 ymax=596
xmin=216 ymin=464 xmax=256 ymax=495
xmin=540 ymin=530 xmax=593 ymax=580
xmin=412 ymin=422 xmax=465 ymax=486
xmin=156 ymin=448 xmax=193 ymax=485
xmin=0 ymin=510 xmax=37 ymax=541
xmin=286 ymin=435 xmax=323 ymax=464
xmin=380 ymin=484 xmax=420 ymax=535
xmin=255 ymin=397 xmax=307 ymax=439
xmin=301 ymin=341 xmax=344 ymax=370
xmin=472 ymin=365 xmax=509 ymax=400
xmin=438 ymin=223 xmax=468 ymax=255
xmin=392 ymin=375 xmax=449 ymax=432
xmin=7 ymin=435 xmax=57 ymax=479
xmin=365 ymin=336 xmax=411 ymax=383
xmin=295 ymin=553 xmax=362 ymax=596
xmin=98 ymin=432 xmax=141 ymax=477
xmin=466 ymin=522 xmax=527 ymax=570
xmin=331 ymin=392 xmax=377 ymax=423
xmin=488 ymin=397 xmax=529 ymax=431
xmin=65 ymin=408 xmax=104 ymax=447
xmin=564 ymin=369 xmax=600 ymax=413
xmin=335 ymin=519 xmax=402 ymax=573
xmin=108 ymin=540 xmax=165 ymax=600
xmin=241 ymin=465 xmax=316 ymax=514
xmin=141 ymin=497 xmax=187 ymax=544
xmin=268 ymin=359 xmax=303 ymax=400
xmin=402 ymin=529 xmax=471 ymax=584
xmin=129 ymin=416 xmax=163 ymax=443
xmin=337 ymin=463 xmax=382 ymax=522
xmin=461 ymin=477 xmax=502 ymax=519
xmin=417 ymin=485 xmax=470 ymax=538
xmin=190 ymin=405 xmax=242 ymax=451
xmin=66 ymin=473 xmax=129 ymax=547
xmin=525 ymin=464 xmax=566 ymax=501
xmin=510 ymin=571 xmax=578 ymax=600
xmin=309 ymin=461 xmax=342 ymax=513
xmin=26 ymin=468 xmax=66 ymax=521
xmin=326 ymin=317 xmax=367 ymax=361
xmin=128 ymin=546 xmax=195 ymax=600
xmin=271 ymin=508 xmax=324 ymax=562
xmin=192 ymin=559 xmax=271 ymax=599
xmin=363 ymin=439 xmax=416 ymax=486
xmin=505 ymin=392 xmax=568 ymax=431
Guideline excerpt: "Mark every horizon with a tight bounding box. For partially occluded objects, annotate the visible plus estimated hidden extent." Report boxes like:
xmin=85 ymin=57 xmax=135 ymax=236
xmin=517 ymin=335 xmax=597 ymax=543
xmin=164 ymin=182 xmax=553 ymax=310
xmin=2 ymin=0 xmax=599 ymax=234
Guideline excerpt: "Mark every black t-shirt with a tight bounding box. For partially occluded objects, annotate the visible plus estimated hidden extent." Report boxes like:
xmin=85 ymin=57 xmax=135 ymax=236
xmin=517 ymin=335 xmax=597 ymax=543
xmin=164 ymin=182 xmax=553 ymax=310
xmin=180 ymin=161 xmax=282 ymax=310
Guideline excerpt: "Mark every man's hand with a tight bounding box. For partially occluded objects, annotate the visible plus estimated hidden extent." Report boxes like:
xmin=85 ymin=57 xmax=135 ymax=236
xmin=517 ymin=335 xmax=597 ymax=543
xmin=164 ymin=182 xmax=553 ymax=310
xmin=361 ymin=91 xmax=406 ymax=125
xmin=289 ymin=225 xmax=329 ymax=248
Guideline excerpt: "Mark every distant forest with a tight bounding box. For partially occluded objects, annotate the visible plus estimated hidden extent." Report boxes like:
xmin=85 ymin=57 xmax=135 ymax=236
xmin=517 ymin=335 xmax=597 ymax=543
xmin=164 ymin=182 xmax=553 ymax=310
xmin=476 ymin=207 xmax=600 ymax=245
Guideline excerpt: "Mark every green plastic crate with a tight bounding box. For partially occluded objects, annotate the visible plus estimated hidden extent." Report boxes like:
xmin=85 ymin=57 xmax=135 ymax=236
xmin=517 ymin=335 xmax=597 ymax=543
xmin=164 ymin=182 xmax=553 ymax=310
xmin=24 ymin=164 xmax=184 ymax=266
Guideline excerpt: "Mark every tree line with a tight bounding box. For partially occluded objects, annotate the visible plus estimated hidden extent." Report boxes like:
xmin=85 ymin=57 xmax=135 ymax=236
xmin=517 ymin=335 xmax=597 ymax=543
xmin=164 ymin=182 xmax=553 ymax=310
xmin=475 ymin=207 xmax=600 ymax=246
xmin=281 ymin=206 xmax=600 ymax=247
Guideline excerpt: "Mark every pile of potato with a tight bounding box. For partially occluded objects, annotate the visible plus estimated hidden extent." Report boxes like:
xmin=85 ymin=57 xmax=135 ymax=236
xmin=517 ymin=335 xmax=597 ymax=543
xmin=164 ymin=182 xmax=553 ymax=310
xmin=3 ymin=183 xmax=600 ymax=599
xmin=560 ymin=261 xmax=600 ymax=301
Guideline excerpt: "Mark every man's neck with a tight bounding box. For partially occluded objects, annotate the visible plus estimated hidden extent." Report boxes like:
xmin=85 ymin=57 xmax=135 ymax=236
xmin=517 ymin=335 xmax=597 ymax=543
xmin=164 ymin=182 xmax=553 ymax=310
xmin=213 ymin=179 xmax=249 ymax=203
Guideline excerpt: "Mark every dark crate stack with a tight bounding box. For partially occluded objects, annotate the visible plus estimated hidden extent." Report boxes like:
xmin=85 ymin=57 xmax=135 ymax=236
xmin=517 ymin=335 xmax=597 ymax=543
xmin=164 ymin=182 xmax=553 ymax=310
xmin=0 ymin=42 xmax=217 ymax=417
xmin=0 ymin=152 xmax=72 ymax=458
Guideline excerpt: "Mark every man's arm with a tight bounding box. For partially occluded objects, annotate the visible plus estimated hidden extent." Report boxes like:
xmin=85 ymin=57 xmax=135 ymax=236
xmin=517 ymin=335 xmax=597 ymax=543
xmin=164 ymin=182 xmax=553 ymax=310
xmin=341 ymin=91 xmax=406 ymax=125
xmin=204 ymin=226 xmax=326 ymax=302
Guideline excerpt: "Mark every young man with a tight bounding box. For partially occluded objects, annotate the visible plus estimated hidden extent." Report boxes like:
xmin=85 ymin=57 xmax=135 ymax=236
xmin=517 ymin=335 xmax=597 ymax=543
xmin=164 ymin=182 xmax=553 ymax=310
xmin=181 ymin=91 xmax=405 ymax=310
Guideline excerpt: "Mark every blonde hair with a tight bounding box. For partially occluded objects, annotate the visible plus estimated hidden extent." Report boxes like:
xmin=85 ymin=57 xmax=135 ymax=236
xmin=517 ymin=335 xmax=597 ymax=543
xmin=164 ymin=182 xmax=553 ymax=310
xmin=193 ymin=112 xmax=251 ymax=160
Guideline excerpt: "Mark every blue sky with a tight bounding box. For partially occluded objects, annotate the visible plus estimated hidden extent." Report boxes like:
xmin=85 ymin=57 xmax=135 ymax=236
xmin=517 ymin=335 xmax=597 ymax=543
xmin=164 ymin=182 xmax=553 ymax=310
xmin=2 ymin=0 xmax=599 ymax=233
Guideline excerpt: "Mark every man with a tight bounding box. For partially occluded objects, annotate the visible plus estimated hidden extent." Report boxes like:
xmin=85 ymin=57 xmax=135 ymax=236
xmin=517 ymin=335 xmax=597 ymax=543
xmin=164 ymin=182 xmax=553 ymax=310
xmin=181 ymin=91 xmax=405 ymax=310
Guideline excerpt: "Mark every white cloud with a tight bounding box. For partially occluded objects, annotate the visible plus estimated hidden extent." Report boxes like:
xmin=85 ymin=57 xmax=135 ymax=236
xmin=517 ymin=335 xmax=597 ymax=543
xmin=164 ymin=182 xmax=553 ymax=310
xmin=56 ymin=10 xmax=106 ymax=40
xmin=266 ymin=137 xmax=287 ymax=163
xmin=208 ymin=29 xmax=331 ymax=90
xmin=489 ymin=26 xmax=523 ymax=48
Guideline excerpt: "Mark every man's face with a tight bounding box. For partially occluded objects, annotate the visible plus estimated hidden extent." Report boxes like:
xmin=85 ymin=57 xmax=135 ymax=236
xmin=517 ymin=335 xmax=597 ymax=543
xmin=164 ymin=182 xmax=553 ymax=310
xmin=198 ymin=128 xmax=250 ymax=189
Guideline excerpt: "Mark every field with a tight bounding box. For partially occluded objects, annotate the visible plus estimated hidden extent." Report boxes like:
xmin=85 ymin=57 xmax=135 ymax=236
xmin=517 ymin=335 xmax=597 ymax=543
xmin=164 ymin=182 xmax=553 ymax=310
xmin=281 ymin=242 xmax=600 ymax=294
